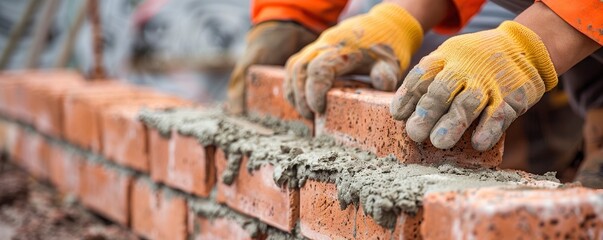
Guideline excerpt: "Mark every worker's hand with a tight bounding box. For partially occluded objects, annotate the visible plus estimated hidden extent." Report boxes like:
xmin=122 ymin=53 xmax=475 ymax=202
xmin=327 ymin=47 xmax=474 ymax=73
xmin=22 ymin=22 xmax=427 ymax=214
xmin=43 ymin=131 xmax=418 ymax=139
xmin=390 ymin=21 xmax=558 ymax=151
xmin=284 ymin=3 xmax=423 ymax=118
xmin=226 ymin=22 xmax=317 ymax=115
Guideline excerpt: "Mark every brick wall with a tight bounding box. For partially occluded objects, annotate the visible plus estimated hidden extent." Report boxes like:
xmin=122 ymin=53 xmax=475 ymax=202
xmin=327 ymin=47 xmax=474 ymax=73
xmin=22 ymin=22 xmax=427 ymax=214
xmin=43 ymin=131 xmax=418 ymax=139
xmin=0 ymin=68 xmax=602 ymax=240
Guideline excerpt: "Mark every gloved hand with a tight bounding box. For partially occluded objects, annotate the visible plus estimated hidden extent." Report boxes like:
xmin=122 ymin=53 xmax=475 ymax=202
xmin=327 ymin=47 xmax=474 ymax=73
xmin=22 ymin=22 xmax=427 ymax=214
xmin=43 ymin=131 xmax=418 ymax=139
xmin=284 ymin=3 xmax=423 ymax=118
xmin=390 ymin=21 xmax=558 ymax=151
xmin=226 ymin=21 xmax=318 ymax=115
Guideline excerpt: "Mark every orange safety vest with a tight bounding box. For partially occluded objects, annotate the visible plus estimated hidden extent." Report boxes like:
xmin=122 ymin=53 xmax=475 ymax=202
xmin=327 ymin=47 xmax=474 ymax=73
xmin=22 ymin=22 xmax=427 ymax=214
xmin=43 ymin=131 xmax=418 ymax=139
xmin=252 ymin=0 xmax=603 ymax=45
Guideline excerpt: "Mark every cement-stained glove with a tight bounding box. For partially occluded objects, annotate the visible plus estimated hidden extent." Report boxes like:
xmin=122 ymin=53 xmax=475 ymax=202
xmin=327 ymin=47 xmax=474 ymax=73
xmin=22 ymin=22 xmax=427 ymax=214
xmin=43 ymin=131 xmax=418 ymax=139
xmin=226 ymin=22 xmax=317 ymax=115
xmin=284 ymin=3 xmax=423 ymax=118
xmin=390 ymin=21 xmax=558 ymax=151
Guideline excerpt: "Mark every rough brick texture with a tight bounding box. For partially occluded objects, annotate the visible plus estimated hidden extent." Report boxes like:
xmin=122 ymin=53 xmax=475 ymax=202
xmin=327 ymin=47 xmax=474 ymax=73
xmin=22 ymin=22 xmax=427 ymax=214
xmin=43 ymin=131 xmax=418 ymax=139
xmin=80 ymin=161 xmax=132 ymax=225
xmin=246 ymin=66 xmax=313 ymax=133
xmin=215 ymin=149 xmax=299 ymax=232
xmin=317 ymin=88 xmax=504 ymax=168
xmin=131 ymin=178 xmax=188 ymax=240
xmin=149 ymin=131 xmax=215 ymax=197
xmin=100 ymin=98 xmax=192 ymax=172
xmin=300 ymin=180 xmax=423 ymax=240
xmin=422 ymin=187 xmax=603 ymax=240
xmin=188 ymin=210 xmax=263 ymax=240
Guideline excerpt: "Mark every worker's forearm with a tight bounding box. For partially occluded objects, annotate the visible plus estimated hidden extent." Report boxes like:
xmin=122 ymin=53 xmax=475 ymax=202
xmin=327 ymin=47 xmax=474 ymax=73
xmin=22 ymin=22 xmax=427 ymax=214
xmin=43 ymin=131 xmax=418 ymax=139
xmin=515 ymin=2 xmax=601 ymax=74
xmin=383 ymin=0 xmax=451 ymax=32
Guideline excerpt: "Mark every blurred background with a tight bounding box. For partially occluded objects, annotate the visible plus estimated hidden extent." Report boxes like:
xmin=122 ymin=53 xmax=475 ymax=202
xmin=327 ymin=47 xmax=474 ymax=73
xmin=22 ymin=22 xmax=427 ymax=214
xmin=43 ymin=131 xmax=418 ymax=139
xmin=0 ymin=0 xmax=250 ymax=103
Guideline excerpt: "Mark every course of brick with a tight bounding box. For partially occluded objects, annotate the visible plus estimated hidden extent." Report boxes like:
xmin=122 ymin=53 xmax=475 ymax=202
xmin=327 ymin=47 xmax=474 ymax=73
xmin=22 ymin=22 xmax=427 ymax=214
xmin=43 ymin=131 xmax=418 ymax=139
xmin=1 ymin=68 xmax=602 ymax=240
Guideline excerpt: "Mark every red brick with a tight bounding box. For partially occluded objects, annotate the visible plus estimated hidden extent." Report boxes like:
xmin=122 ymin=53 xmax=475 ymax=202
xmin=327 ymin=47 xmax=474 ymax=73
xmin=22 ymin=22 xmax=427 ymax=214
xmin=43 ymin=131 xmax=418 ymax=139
xmin=0 ymin=73 xmax=25 ymax=118
xmin=300 ymin=180 xmax=423 ymax=240
xmin=48 ymin=143 xmax=83 ymax=195
xmin=316 ymin=88 xmax=504 ymax=168
xmin=79 ymin=161 xmax=132 ymax=225
xmin=6 ymin=125 xmax=24 ymax=165
xmin=422 ymin=187 xmax=603 ymax=240
xmin=149 ymin=129 xmax=169 ymax=182
xmin=149 ymin=131 xmax=215 ymax=196
xmin=188 ymin=209 xmax=265 ymax=240
xmin=100 ymin=98 xmax=193 ymax=172
xmin=246 ymin=67 xmax=371 ymax=135
xmin=0 ymin=119 xmax=17 ymax=154
xmin=246 ymin=66 xmax=314 ymax=133
xmin=23 ymin=71 xmax=85 ymax=137
xmin=0 ymin=119 xmax=6 ymax=151
xmin=131 ymin=178 xmax=188 ymax=240
xmin=62 ymin=82 xmax=136 ymax=149
xmin=62 ymin=82 xmax=163 ymax=151
xmin=215 ymin=149 xmax=299 ymax=232
xmin=0 ymin=70 xmax=84 ymax=126
xmin=5 ymin=127 xmax=49 ymax=180
xmin=17 ymin=131 xmax=50 ymax=180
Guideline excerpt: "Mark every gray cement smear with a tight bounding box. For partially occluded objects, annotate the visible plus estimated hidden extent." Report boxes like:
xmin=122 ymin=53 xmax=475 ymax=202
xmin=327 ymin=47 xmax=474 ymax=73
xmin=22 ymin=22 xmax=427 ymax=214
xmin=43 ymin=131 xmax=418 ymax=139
xmin=190 ymin=199 xmax=305 ymax=239
xmin=190 ymin=199 xmax=268 ymax=238
xmin=139 ymin=107 xmax=561 ymax=229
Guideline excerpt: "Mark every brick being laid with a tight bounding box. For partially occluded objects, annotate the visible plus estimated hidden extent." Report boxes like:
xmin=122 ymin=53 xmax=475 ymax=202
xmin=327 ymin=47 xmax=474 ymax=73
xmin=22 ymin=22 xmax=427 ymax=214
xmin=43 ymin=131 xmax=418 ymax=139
xmin=246 ymin=66 xmax=314 ymax=135
xmin=245 ymin=67 xmax=504 ymax=168
xmin=317 ymin=87 xmax=504 ymax=168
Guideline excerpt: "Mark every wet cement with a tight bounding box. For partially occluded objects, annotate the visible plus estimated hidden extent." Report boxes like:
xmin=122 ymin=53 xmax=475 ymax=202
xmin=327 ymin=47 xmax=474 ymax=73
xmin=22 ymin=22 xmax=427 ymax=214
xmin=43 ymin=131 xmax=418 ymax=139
xmin=139 ymin=107 xmax=561 ymax=229
xmin=190 ymin=199 xmax=268 ymax=238
xmin=190 ymin=199 xmax=305 ymax=240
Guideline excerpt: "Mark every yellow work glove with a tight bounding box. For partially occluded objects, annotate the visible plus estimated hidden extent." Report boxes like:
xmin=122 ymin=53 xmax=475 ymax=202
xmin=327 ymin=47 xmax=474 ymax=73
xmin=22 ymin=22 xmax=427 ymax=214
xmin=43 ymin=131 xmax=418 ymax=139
xmin=284 ymin=3 xmax=423 ymax=118
xmin=390 ymin=21 xmax=558 ymax=151
xmin=226 ymin=22 xmax=318 ymax=115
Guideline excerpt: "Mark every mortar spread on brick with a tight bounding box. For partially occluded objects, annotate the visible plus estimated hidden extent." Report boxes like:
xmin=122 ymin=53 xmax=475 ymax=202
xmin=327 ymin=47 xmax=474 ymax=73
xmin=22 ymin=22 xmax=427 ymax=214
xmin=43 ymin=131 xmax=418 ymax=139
xmin=139 ymin=107 xmax=561 ymax=229
xmin=190 ymin=198 xmax=305 ymax=240
xmin=190 ymin=198 xmax=268 ymax=238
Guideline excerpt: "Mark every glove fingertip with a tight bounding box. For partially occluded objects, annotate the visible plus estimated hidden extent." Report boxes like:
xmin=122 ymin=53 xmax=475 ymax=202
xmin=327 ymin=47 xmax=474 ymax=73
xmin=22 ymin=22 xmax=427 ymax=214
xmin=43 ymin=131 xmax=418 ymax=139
xmin=471 ymin=127 xmax=503 ymax=152
xmin=308 ymin=92 xmax=326 ymax=113
xmin=430 ymin=127 xmax=457 ymax=150
xmin=370 ymin=61 xmax=400 ymax=91
xmin=389 ymin=91 xmax=414 ymax=120
xmin=404 ymin=111 xmax=432 ymax=143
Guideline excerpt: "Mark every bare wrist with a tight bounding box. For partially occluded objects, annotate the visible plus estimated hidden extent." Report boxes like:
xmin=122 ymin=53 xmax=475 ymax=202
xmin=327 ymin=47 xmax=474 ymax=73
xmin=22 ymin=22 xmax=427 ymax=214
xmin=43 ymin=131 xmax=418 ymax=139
xmin=514 ymin=2 xmax=601 ymax=74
